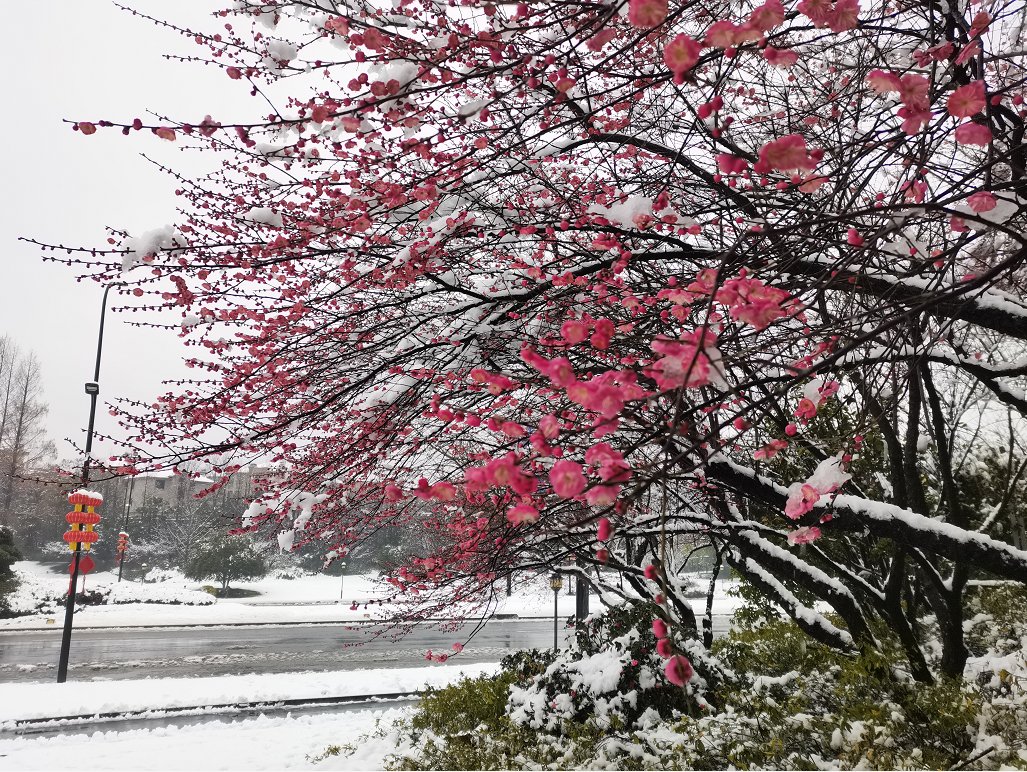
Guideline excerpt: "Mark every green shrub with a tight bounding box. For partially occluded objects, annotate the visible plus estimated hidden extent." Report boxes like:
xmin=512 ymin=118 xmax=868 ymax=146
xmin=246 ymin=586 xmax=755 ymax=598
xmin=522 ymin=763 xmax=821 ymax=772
xmin=387 ymin=671 xmax=552 ymax=771
xmin=0 ymin=526 xmax=22 ymax=616
xmin=0 ymin=526 xmax=21 ymax=579
xmin=964 ymin=582 xmax=1027 ymax=658
xmin=0 ymin=576 xmax=18 ymax=619
xmin=411 ymin=668 xmax=519 ymax=737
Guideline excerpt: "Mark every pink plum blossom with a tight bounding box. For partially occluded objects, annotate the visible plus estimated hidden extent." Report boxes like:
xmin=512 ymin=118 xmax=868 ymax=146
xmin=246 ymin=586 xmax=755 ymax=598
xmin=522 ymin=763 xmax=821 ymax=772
xmin=955 ymin=122 xmax=992 ymax=145
xmin=947 ymin=81 xmax=986 ymax=118
xmin=967 ymin=191 xmax=997 ymax=212
xmin=507 ymin=503 xmax=540 ymax=525
xmin=663 ymin=34 xmax=700 ymax=84
xmin=628 ymin=0 xmax=667 ymax=28
xmin=550 ymin=459 xmax=586 ymax=499
xmin=585 ymin=485 xmax=620 ymax=507
xmin=754 ymin=134 xmax=818 ymax=174
xmin=785 ymin=483 xmax=821 ymax=519
xmin=650 ymin=330 xmax=723 ymax=390
xmin=664 ymin=655 xmax=694 ymax=685
xmin=749 ymin=0 xmax=785 ymax=31
xmin=764 ymin=47 xmax=799 ymax=68
xmin=788 ymin=526 xmax=822 ymax=544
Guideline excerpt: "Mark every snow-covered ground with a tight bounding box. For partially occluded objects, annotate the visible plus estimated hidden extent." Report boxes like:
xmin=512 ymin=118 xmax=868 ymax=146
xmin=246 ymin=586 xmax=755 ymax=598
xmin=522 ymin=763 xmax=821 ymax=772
xmin=1 ymin=561 xmax=741 ymax=630
xmin=0 ymin=663 xmax=498 ymax=723
xmin=0 ymin=566 xmax=744 ymax=769
xmin=0 ymin=706 xmax=413 ymax=770
xmin=0 ymin=664 xmax=492 ymax=770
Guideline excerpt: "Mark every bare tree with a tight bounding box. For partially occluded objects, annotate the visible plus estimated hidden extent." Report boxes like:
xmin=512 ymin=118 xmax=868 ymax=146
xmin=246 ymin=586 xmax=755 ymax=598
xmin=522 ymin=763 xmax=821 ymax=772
xmin=0 ymin=346 xmax=53 ymax=526
xmin=0 ymin=335 xmax=19 ymax=463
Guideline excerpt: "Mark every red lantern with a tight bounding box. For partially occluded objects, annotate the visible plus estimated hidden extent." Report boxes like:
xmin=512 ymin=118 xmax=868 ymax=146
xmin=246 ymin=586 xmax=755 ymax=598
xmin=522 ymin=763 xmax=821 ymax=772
xmin=64 ymin=490 xmax=103 ymax=553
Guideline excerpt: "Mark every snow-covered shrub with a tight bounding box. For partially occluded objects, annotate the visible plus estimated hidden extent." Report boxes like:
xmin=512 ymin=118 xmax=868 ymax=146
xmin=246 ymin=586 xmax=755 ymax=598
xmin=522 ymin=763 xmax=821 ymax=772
xmin=106 ymin=578 xmax=215 ymax=606
xmin=269 ymin=564 xmax=310 ymax=580
xmin=636 ymin=610 xmax=1027 ymax=770
xmin=1 ymin=566 xmax=107 ymax=617
xmin=507 ymin=603 xmax=701 ymax=733
xmin=142 ymin=567 xmax=184 ymax=584
xmin=386 ymin=605 xmax=707 ymax=770
xmin=384 ymin=590 xmax=1027 ymax=770
xmin=1 ymin=562 xmax=215 ymax=615
xmin=0 ymin=578 xmax=17 ymax=619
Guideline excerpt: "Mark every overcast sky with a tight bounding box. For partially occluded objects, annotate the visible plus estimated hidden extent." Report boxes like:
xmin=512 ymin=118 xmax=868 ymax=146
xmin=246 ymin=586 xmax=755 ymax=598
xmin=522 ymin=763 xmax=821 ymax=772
xmin=1 ymin=3 xmax=257 ymax=463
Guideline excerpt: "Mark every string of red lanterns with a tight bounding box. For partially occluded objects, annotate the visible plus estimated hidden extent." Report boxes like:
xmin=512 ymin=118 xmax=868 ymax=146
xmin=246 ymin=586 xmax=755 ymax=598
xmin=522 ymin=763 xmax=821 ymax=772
xmin=64 ymin=490 xmax=103 ymax=577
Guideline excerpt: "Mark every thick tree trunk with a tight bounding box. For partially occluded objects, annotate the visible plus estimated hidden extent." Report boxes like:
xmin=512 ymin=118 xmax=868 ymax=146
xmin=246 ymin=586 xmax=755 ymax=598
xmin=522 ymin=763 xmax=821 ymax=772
xmin=574 ymin=557 xmax=590 ymax=622
xmin=883 ymin=549 xmax=934 ymax=684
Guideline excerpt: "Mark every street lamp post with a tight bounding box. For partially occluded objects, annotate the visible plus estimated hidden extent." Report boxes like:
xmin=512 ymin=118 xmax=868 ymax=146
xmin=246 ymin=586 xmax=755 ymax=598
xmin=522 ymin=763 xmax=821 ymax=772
xmin=549 ymin=572 xmax=563 ymax=650
xmin=57 ymin=281 xmax=122 ymax=684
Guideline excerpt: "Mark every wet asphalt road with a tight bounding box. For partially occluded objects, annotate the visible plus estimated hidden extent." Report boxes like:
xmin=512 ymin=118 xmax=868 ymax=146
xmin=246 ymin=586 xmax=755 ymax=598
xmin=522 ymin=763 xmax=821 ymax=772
xmin=0 ymin=615 xmax=732 ymax=683
xmin=0 ymin=619 xmax=559 ymax=683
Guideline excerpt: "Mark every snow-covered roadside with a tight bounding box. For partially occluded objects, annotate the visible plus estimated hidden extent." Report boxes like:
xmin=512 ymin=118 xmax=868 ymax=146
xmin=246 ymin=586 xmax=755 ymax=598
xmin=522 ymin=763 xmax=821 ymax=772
xmin=0 ymin=663 xmax=498 ymax=724
xmin=0 ymin=706 xmax=412 ymax=771
xmin=0 ymin=664 xmax=490 ymax=770
xmin=1 ymin=561 xmax=741 ymax=630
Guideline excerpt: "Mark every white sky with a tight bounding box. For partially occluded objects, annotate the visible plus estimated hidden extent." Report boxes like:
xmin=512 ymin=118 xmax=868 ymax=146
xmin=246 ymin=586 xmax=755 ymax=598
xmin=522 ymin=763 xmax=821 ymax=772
xmin=1 ymin=3 xmax=257 ymax=462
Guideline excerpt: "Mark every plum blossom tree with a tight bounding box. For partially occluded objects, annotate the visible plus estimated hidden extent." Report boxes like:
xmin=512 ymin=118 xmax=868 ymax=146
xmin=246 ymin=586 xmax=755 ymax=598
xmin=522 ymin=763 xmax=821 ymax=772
xmin=34 ymin=0 xmax=1027 ymax=684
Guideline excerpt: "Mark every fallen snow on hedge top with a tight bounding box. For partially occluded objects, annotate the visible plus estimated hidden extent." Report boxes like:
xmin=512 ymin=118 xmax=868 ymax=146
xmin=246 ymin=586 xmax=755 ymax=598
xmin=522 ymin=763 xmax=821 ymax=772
xmin=105 ymin=578 xmax=214 ymax=606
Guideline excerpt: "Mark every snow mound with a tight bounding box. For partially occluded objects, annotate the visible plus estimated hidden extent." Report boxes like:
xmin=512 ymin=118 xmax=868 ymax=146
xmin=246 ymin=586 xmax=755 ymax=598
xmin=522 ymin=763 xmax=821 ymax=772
xmin=106 ymin=579 xmax=214 ymax=606
xmin=1 ymin=562 xmax=213 ymax=619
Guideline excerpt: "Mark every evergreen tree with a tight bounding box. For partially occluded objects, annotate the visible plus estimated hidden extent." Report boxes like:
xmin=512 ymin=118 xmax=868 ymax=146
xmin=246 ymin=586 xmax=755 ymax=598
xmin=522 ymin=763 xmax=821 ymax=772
xmin=185 ymin=532 xmax=268 ymax=594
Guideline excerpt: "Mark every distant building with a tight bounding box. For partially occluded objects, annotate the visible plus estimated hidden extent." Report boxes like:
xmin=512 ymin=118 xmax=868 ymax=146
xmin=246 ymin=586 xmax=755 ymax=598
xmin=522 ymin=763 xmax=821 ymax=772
xmin=124 ymin=470 xmax=210 ymax=510
xmin=122 ymin=466 xmax=281 ymax=510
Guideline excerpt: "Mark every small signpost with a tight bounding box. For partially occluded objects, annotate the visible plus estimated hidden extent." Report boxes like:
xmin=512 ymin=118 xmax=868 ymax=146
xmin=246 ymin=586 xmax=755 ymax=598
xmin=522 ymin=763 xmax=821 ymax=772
xmin=116 ymin=531 xmax=130 ymax=581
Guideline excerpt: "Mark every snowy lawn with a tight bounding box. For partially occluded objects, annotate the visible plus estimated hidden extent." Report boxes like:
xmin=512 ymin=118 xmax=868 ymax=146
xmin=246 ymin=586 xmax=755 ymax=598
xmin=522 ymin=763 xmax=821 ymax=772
xmin=1 ymin=562 xmax=741 ymax=630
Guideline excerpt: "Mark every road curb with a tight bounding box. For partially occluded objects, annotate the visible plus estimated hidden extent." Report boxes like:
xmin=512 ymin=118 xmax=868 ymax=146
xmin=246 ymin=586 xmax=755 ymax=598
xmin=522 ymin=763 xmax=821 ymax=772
xmin=0 ymin=613 xmax=565 ymax=633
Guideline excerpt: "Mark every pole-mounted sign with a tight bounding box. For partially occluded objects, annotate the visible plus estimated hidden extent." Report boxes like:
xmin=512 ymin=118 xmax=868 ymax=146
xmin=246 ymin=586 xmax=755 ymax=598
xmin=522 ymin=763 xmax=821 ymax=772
xmin=116 ymin=531 xmax=130 ymax=581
